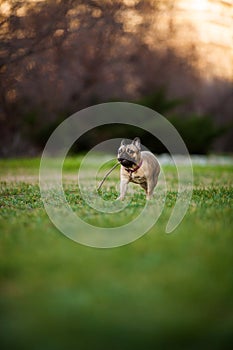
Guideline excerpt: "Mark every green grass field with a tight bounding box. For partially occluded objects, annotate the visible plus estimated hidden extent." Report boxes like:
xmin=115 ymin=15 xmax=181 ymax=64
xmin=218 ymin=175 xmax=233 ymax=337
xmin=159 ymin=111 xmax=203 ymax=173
xmin=0 ymin=157 xmax=233 ymax=350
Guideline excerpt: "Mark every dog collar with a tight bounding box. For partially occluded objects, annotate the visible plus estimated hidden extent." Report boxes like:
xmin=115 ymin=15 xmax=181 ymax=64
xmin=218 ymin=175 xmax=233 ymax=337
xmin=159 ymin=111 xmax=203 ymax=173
xmin=125 ymin=159 xmax=143 ymax=174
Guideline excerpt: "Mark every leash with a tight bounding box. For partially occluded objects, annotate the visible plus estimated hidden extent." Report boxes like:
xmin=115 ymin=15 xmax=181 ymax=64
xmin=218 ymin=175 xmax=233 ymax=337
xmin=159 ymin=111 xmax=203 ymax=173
xmin=97 ymin=162 xmax=120 ymax=191
xmin=97 ymin=159 xmax=143 ymax=191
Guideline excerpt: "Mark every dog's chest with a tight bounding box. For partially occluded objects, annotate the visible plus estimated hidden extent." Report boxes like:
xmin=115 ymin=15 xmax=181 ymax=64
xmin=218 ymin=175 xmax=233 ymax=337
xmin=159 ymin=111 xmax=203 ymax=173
xmin=130 ymin=173 xmax=146 ymax=184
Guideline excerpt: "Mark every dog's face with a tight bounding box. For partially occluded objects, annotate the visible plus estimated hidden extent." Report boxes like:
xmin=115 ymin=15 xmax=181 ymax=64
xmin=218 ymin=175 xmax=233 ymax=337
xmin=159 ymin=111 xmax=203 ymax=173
xmin=117 ymin=137 xmax=141 ymax=168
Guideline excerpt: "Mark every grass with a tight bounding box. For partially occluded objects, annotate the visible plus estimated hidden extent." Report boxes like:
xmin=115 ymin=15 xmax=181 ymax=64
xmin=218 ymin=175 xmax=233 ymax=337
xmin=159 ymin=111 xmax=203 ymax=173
xmin=0 ymin=156 xmax=233 ymax=350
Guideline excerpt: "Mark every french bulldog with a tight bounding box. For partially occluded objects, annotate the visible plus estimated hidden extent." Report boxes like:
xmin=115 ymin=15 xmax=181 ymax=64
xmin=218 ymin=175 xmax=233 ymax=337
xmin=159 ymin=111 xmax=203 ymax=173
xmin=117 ymin=137 xmax=160 ymax=200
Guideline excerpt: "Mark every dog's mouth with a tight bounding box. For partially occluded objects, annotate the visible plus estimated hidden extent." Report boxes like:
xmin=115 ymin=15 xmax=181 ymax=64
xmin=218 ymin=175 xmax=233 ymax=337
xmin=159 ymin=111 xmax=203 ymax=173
xmin=118 ymin=158 xmax=136 ymax=168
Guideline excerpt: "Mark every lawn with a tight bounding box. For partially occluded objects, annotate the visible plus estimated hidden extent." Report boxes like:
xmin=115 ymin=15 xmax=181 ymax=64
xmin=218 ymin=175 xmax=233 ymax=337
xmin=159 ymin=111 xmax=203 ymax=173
xmin=0 ymin=156 xmax=232 ymax=350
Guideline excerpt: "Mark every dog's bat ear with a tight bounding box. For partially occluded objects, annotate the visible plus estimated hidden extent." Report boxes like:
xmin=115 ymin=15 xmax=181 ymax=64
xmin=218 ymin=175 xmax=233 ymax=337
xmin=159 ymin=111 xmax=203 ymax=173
xmin=120 ymin=139 xmax=127 ymax=146
xmin=133 ymin=137 xmax=141 ymax=150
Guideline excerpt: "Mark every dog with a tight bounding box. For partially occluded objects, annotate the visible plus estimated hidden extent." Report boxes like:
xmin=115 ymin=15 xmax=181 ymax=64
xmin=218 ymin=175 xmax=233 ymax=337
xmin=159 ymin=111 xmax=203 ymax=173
xmin=117 ymin=137 xmax=160 ymax=200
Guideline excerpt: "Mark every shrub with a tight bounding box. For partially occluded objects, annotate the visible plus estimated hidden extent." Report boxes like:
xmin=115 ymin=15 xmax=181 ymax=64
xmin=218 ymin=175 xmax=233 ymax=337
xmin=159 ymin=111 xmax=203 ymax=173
xmin=169 ymin=114 xmax=227 ymax=154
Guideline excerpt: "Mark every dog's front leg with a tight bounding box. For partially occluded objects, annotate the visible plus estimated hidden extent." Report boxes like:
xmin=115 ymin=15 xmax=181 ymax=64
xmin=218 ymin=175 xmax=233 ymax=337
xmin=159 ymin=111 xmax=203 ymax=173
xmin=118 ymin=178 xmax=129 ymax=200
xmin=146 ymin=180 xmax=155 ymax=200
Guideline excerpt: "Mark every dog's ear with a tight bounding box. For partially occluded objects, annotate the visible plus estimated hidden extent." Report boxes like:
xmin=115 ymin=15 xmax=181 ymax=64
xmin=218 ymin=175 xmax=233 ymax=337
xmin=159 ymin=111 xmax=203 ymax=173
xmin=132 ymin=137 xmax=141 ymax=150
xmin=120 ymin=139 xmax=127 ymax=146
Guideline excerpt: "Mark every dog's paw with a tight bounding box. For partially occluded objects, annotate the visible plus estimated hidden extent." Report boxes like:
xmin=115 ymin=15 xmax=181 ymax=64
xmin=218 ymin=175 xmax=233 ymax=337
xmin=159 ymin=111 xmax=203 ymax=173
xmin=146 ymin=195 xmax=153 ymax=200
xmin=116 ymin=196 xmax=125 ymax=201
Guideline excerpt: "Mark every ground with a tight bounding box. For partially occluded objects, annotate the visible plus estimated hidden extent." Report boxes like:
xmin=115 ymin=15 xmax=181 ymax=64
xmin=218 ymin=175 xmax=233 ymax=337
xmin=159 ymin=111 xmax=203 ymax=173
xmin=0 ymin=156 xmax=232 ymax=350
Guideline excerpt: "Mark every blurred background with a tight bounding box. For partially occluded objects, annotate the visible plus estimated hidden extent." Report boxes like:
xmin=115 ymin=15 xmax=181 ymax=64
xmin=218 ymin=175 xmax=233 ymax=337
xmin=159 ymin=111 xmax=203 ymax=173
xmin=1 ymin=2 xmax=233 ymax=350
xmin=0 ymin=0 xmax=232 ymax=156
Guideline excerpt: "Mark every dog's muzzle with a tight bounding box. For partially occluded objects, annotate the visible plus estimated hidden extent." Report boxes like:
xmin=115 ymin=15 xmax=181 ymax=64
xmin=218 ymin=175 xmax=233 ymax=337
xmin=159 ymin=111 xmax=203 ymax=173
xmin=118 ymin=157 xmax=135 ymax=168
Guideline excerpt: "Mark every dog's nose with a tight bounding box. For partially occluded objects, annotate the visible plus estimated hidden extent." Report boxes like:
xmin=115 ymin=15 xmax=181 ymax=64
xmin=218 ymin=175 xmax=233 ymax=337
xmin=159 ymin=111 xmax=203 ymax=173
xmin=118 ymin=158 xmax=133 ymax=167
